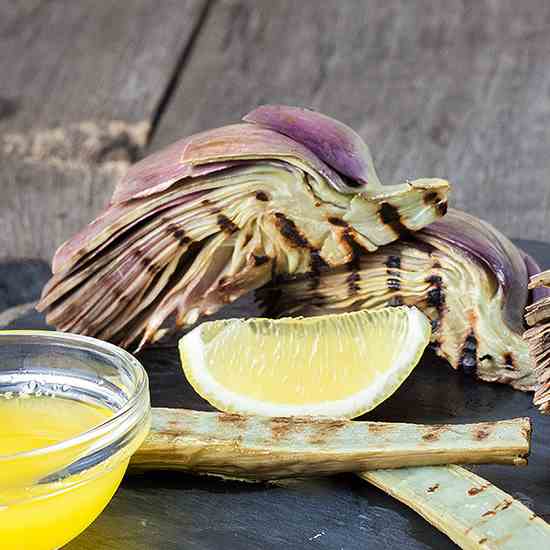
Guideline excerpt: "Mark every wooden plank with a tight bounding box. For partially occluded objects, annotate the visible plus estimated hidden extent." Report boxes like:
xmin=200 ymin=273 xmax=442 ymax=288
xmin=152 ymin=0 xmax=550 ymax=243
xmin=0 ymin=0 xmax=209 ymax=260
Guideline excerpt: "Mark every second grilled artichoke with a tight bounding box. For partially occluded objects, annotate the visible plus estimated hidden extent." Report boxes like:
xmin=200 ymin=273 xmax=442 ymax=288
xmin=260 ymin=209 xmax=541 ymax=391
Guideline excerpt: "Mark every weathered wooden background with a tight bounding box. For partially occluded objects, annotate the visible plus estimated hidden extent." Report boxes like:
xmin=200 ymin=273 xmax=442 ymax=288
xmin=1 ymin=0 xmax=549 ymax=261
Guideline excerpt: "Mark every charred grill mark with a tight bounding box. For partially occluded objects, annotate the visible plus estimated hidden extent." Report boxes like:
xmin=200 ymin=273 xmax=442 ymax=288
xmin=427 ymin=287 xmax=444 ymax=308
xmin=253 ymin=254 xmax=270 ymax=266
xmin=387 ymin=277 xmax=401 ymax=290
xmin=306 ymin=250 xmax=328 ymax=291
xmin=429 ymin=339 xmax=441 ymax=354
xmin=275 ymin=213 xmax=310 ymax=248
xmin=274 ymin=212 xmax=328 ymax=281
xmin=425 ymin=274 xmax=446 ymax=328
xmin=201 ymin=197 xmax=222 ymax=215
xmin=328 ymin=217 xmax=348 ymax=227
xmin=218 ymin=413 xmax=247 ymax=427
xmin=473 ymin=424 xmax=492 ymax=441
xmin=305 ymin=271 xmax=321 ymax=290
xmin=427 ymin=484 xmax=440 ymax=493
xmin=379 ymin=202 xmax=412 ymax=239
xmin=367 ymin=423 xmax=389 ymax=434
xmin=347 ymin=257 xmax=360 ymax=274
xmin=308 ymin=420 xmax=347 ymax=444
xmin=342 ymin=229 xmax=369 ymax=261
xmin=468 ymin=483 xmax=490 ymax=496
xmin=503 ymin=352 xmax=516 ymax=370
xmin=346 ymin=271 xmax=361 ymax=295
xmin=387 ymin=295 xmax=404 ymax=306
xmin=459 ymin=331 xmax=478 ymax=376
xmin=481 ymin=499 xmax=513 ymax=518
xmin=423 ymin=191 xmax=448 ymax=216
xmin=432 ymin=260 xmax=442 ymax=269
xmin=310 ymin=250 xmax=328 ymax=272
xmin=426 ymin=275 xmax=443 ymax=286
xmin=139 ymin=256 xmax=152 ymax=270
xmin=385 ymin=256 xmax=401 ymax=269
xmin=385 ymin=255 xmax=402 ymax=293
xmin=424 ymin=191 xmax=439 ymax=204
xmin=255 ymin=191 xmax=269 ymax=201
xmin=175 ymin=230 xmax=191 ymax=245
xmin=167 ymin=224 xmax=191 ymax=245
xmin=166 ymin=419 xmax=188 ymax=434
xmin=479 ymin=354 xmax=493 ymax=363
xmin=217 ymin=214 xmax=239 ymax=234
xmin=270 ymin=418 xmax=294 ymax=439
xmin=319 ymin=420 xmax=347 ymax=431
xmin=422 ymin=426 xmax=447 ymax=441
xmin=430 ymin=319 xmax=440 ymax=332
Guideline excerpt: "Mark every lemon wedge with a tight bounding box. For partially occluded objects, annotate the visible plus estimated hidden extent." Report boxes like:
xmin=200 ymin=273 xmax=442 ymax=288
xmin=179 ymin=307 xmax=431 ymax=419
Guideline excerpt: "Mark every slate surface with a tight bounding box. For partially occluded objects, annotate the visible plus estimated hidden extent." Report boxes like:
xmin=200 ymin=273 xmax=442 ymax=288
xmin=1 ymin=239 xmax=549 ymax=550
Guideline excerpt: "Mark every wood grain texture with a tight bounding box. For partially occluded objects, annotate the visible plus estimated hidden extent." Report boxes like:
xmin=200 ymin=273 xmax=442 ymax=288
xmin=153 ymin=0 xmax=550 ymax=243
xmin=0 ymin=0 xmax=209 ymax=260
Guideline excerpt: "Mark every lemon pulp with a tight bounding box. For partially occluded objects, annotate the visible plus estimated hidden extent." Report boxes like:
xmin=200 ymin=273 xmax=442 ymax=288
xmin=0 ymin=396 xmax=126 ymax=550
xmin=180 ymin=307 xmax=431 ymax=418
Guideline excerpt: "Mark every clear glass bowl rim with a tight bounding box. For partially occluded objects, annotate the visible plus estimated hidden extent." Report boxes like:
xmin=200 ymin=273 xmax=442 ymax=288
xmin=0 ymin=330 xmax=150 ymax=461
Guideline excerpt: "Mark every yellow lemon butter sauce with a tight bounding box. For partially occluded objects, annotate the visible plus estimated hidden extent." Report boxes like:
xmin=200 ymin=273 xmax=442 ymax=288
xmin=0 ymin=330 xmax=151 ymax=550
xmin=0 ymin=396 xmax=127 ymax=550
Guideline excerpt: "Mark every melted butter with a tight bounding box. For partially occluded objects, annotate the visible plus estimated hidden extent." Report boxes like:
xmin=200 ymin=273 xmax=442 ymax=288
xmin=0 ymin=396 xmax=127 ymax=550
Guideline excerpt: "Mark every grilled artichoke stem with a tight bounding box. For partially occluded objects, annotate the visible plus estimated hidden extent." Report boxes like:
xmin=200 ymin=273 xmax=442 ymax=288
xmin=524 ymin=269 xmax=550 ymax=413
xmin=360 ymin=465 xmax=550 ymax=549
xmin=130 ymin=409 xmax=530 ymax=480
xmin=37 ymin=106 xmax=449 ymax=350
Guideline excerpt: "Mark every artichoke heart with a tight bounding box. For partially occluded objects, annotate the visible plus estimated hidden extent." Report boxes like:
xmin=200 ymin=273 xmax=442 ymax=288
xmin=38 ymin=106 xmax=449 ymax=350
xmin=261 ymin=209 xmax=537 ymax=391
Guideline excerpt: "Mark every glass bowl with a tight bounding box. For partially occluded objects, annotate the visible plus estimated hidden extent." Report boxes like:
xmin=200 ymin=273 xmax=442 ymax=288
xmin=0 ymin=330 xmax=151 ymax=550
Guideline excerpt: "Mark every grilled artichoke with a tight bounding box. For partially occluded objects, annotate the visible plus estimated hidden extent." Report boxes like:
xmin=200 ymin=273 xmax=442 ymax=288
xmin=38 ymin=106 xmax=448 ymax=350
xmin=261 ymin=209 xmax=540 ymax=391
xmin=524 ymin=269 xmax=550 ymax=412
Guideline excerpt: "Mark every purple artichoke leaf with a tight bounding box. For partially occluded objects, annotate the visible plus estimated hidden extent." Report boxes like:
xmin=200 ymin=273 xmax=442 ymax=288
xmin=244 ymin=105 xmax=381 ymax=188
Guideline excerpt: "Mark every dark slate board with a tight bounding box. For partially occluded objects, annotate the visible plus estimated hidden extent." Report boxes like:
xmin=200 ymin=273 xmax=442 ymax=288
xmin=2 ymin=239 xmax=550 ymax=550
